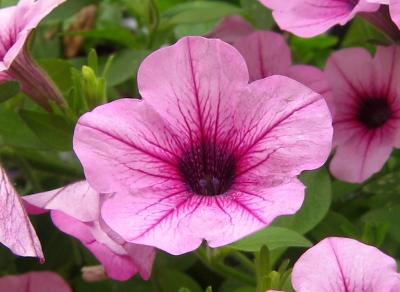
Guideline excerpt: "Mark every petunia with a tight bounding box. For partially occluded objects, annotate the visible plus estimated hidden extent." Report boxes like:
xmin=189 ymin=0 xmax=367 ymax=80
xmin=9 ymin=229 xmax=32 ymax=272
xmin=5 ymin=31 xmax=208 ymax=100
xmin=0 ymin=271 xmax=71 ymax=292
xmin=0 ymin=0 xmax=66 ymax=111
xmin=292 ymin=237 xmax=400 ymax=291
xmin=368 ymin=0 xmax=400 ymax=29
xmin=73 ymin=36 xmax=333 ymax=255
xmin=0 ymin=166 xmax=43 ymax=260
xmin=258 ymin=0 xmax=380 ymax=37
xmin=325 ymin=46 xmax=400 ymax=183
xmin=209 ymin=16 xmax=330 ymax=96
xmin=23 ymin=181 xmax=156 ymax=281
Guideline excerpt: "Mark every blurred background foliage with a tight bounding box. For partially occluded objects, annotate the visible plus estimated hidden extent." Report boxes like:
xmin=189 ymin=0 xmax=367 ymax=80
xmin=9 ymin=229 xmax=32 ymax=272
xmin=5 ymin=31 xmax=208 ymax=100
xmin=0 ymin=0 xmax=399 ymax=291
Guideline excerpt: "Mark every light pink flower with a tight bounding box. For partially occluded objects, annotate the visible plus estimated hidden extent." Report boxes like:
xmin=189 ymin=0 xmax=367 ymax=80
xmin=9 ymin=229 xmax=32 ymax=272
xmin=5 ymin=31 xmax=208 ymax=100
xmin=73 ymin=36 xmax=332 ymax=255
xmin=292 ymin=237 xmax=400 ymax=291
xmin=258 ymin=0 xmax=380 ymax=37
xmin=368 ymin=0 xmax=400 ymax=28
xmin=0 ymin=271 xmax=71 ymax=292
xmin=325 ymin=46 xmax=400 ymax=183
xmin=23 ymin=181 xmax=155 ymax=281
xmin=0 ymin=166 xmax=43 ymax=260
xmin=0 ymin=0 xmax=66 ymax=110
xmin=209 ymin=16 xmax=330 ymax=96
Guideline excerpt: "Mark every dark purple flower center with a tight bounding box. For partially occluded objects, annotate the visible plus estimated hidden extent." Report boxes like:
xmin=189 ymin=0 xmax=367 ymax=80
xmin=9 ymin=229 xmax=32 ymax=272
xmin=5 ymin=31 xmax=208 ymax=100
xmin=178 ymin=141 xmax=236 ymax=196
xmin=357 ymin=98 xmax=392 ymax=129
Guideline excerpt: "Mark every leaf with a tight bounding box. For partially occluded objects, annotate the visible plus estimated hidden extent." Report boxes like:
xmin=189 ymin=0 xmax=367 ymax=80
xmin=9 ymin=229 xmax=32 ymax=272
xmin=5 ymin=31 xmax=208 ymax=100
xmin=64 ymin=29 xmax=137 ymax=48
xmin=229 ymin=227 xmax=312 ymax=252
xmin=19 ymin=110 xmax=74 ymax=151
xmin=46 ymin=0 xmax=99 ymax=22
xmin=362 ymin=205 xmax=400 ymax=242
xmin=0 ymin=107 xmax=46 ymax=149
xmin=273 ymin=168 xmax=332 ymax=234
xmin=102 ymin=50 xmax=149 ymax=86
xmin=156 ymin=270 xmax=202 ymax=292
xmin=38 ymin=59 xmax=74 ymax=93
xmin=240 ymin=0 xmax=273 ymax=30
xmin=161 ymin=1 xmax=241 ymax=26
xmin=0 ymin=81 xmax=20 ymax=103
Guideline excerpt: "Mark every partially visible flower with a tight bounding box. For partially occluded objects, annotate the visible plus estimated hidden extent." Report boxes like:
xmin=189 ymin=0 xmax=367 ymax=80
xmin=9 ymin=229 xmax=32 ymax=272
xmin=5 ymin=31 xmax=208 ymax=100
xmin=0 ymin=271 xmax=71 ymax=292
xmin=368 ymin=0 xmax=400 ymax=28
xmin=292 ymin=237 xmax=400 ymax=291
xmin=0 ymin=0 xmax=66 ymax=110
xmin=73 ymin=36 xmax=332 ymax=255
xmin=325 ymin=46 xmax=400 ymax=183
xmin=0 ymin=166 xmax=43 ymax=260
xmin=258 ymin=0 xmax=380 ymax=37
xmin=209 ymin=16 xmax=330 ymax=96
xmin=24 ymin=181 xmax=156 ymax=281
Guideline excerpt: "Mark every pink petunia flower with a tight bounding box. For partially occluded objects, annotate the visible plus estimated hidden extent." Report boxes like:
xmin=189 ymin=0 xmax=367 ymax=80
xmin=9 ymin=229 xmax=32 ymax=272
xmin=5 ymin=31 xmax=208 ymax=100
xmin=73 ymin=36 xmax=333 ymax=255
xmin=325 ymin=46 xmax=400 ymax=183
xmin=209 ymin=16 xmax=331 ymax=96
xmin=23 ymin=181 xmax=156 ymax=281
xmin=258 ymin=0 xmax=380 ymax=37
xmin=0 ymin=166 xmax=43 ymax=260
xmin=368 ymin=0 xmax=400 ymax=28
xmin=0 ymin=0 xmax=66 ymax=110
xmin=292 ymin=237 xmax=400 ymax=291
xmin=0 ymin=271 xmax=71 ymax=292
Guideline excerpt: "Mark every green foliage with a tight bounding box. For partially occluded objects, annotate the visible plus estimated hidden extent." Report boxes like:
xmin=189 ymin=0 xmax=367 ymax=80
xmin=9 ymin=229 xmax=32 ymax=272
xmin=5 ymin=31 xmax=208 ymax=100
xmin=0 ymin=81 xmax=20 ymax=103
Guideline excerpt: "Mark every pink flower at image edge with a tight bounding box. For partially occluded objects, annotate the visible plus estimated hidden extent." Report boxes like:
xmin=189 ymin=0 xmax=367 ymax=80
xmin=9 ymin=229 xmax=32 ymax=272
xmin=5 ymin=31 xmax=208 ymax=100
xmin=73 ymin=36 xmax=333 ymax=255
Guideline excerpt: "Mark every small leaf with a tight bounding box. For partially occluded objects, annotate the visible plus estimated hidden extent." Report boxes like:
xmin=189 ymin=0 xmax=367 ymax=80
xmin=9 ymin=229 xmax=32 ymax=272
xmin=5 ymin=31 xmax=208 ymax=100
xmin=19 ymin=110 xmax=74 ymax=151
xmin=156 ymin=270 xmax=202 ymax=292
xmin=229 ymin=227 xmax=312 ymax=252
xmin=0 ymin=81 xmax=20 ymax=103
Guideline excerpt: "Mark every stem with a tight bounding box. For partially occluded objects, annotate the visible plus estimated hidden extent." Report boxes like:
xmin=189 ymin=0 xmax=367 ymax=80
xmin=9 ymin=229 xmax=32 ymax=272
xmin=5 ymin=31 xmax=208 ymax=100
xmin=230 ymin=251 xmax=255 ymax=273
xmin=196 ymin=250 xmax=255 ymax=286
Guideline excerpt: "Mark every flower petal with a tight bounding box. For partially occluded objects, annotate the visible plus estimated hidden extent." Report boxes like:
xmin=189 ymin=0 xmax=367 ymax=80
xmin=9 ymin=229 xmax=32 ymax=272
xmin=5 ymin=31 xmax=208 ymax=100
xmin=23 ymin=181 xmax=99 ymax=222
xmin=137 ymin=36 xmax=249 ymax=141
xmin=74 ymin=98 xmax=182 ymax=194
xmin=101 ymin=178 xmax=304 ymax=255
xmin=207 ymin=15 xmax=253 ymax=44
xmin=292 ymin=237 xmax=400 ymax=292
xmin=233 ymin=31 xmax=291 ymax=81
xmin=330 ymin=128 xmax=393 ymax=183
xmin=0 ymin=271 xmax=71 ymax=292
xmin=233 ymin=76 xmax=332 ymax=179
xmin=0 ymin=166 xmax=43 ymax=260
xmin=259 ymin=0 xmax=379 ymax=37
xmin=389 ymin=0 xmax=400 ymax=28
xmin=51 ymin=211 xmax=141 ymax=281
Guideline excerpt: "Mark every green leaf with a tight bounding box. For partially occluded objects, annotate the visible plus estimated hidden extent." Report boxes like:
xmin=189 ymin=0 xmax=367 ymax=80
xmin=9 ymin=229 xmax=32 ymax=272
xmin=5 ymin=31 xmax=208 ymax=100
xmin=38 ymin=59 xmax=74 ymax=93
xmin=0 ymin=107 xmax=46 ymax=149
xmin=233 ymin=288 xmax=256 ymax=292
xmin=229 ymin=227 xmax=312 ymax=252
xmin=156 ymin=270 xmax=202 ymax=292
xmin=19 ymin=110 xmax=74 ymax=151
xmin=310 ymin=211 xmax=359 ymax=241
xmin=273 ymin=168 xmax=332 ymax=234
xmin=103 ymin=49 xmax=149 ymax=86
xmin=362 ymin=205 xmax=400 ymax=242
xmin=240 ymin=0 xmax=273 ymax=30
xmin=161 ymin=1 xmax=241 ymax=26
xmin=0 ymin=81 xmax=20 ymax=103
xmin=46 ymin=0 xmax=99 ymax=22
xmin=64 ymin=29 xmax=138 ymax=48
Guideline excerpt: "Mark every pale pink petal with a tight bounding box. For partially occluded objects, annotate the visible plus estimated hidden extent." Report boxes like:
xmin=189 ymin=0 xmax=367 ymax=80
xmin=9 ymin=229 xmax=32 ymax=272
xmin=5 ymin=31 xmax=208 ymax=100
xmin=51 ymin=211 xmax=140 ymax=281
xmin=292 ymin=237 xmax=400 ymax=292
xmin=101 ymin=179 xmax=304 ymax=255
xmin=0 ymin=271 xmax=71 ymax=292
xmin=23 ymin=181 xmax=99 ymax=222
xmin=0 ymin=166 xmax=43 ymax=260
xmin=285 ymin=65 xmax=332 ymax=98
xmin=233 ymin=31 xmax=291 ymax=81
xmin=330 ymin=129 xmax=393 ymax=183
xmin=233 ymin=76 xmax=332 ymax=180
xmin=259 ymin=0 xmax=380 ymax=37
xmin=389 ymin=0 xmax=400 ymax=28
xmin=208 ymin=15 xmax=253 ymax=44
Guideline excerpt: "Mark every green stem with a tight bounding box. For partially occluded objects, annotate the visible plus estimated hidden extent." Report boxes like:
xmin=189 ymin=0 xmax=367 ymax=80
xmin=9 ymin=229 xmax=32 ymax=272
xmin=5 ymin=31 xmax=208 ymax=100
xmin=196 ymin=250 xmax=255 ymax=286
xmin=230 ymin=251 xmax=255 ymax=273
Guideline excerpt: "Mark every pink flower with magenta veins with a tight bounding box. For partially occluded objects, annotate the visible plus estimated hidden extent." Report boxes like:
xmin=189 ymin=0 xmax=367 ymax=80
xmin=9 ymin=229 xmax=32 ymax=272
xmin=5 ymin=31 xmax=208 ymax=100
xmin=24 ymin=181 xmax=155 ymax=281
xmin=73 ymin=36 xmax=333 ymax=255
xmin=0 ymin=0 xmax=66 ymax=111
xmin=325 ymin=46 xmax=400 ymax=183
xmin=292 ymin=237 xmax=400 ymax=291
